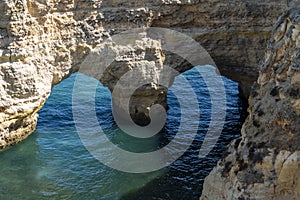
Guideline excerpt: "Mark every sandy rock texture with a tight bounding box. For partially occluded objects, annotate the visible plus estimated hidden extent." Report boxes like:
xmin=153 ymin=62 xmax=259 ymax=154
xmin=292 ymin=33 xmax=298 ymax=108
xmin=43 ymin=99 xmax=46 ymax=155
xmin=201 ymin=2 xmax=300 ymax=199
xmin=0 ymin=0 xmax=288 ymax=149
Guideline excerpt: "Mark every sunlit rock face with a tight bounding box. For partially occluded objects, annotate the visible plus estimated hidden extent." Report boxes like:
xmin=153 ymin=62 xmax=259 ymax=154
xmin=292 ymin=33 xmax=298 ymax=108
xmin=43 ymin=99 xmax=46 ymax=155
xmin=0 ymin=0 xmax=287 ymax=149
xmin=201 ymin=2 xmax=300 ymax=199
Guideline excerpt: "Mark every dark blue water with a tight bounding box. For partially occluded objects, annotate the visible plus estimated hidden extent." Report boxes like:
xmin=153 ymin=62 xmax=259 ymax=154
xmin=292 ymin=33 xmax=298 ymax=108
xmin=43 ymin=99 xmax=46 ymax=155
xmin=0 ymin=66 xmax=247 ymax=200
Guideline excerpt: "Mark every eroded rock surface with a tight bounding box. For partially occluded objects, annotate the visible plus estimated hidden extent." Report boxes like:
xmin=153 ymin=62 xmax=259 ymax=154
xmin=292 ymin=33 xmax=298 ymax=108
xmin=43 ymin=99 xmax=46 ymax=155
xmin=0 ymin=0 xmax=287 ymax=149
xmin=201 ymin=3 xmax=300 ymax=199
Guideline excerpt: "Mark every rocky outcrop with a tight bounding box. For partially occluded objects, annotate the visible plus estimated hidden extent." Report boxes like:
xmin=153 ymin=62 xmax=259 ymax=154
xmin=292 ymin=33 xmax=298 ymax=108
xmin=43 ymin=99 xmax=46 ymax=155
xmin=201 ymin=2 xmax=300 ymax=199
xmin=151 ymin=0 xmax=288 ymax=97
xmin=0 ymin=0 xmax=288 ymax=149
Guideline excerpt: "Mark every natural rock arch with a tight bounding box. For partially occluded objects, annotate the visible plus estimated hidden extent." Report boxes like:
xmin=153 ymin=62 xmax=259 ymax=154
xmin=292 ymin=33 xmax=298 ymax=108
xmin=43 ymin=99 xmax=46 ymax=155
xmin=0 ymin=0 xmax=288 ymax=149
xmin=1 ymin=0 xmax=299 ymax=199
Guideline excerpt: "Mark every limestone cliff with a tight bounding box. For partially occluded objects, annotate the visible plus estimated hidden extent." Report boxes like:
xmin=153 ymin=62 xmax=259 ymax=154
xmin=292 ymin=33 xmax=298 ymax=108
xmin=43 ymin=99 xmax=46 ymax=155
xmin=0 ymin=0 xmax=287 ymax=149
xmin=201 ymin=3 xmax=300 ymax=199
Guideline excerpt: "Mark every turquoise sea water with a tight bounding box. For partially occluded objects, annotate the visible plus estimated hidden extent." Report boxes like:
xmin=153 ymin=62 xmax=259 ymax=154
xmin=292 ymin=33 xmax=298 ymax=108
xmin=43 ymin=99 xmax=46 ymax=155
xmin=0 ymin=67 xmax=247 ymax=199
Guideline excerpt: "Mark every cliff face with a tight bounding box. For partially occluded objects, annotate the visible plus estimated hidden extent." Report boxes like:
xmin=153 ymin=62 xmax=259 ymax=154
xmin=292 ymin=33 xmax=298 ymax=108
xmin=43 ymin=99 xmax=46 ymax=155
xmin=201 ymin=3 xmax=300 ymax=199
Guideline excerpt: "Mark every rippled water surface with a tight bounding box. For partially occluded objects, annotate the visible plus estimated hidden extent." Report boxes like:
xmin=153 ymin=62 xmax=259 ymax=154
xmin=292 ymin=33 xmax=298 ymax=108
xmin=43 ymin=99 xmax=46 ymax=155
xmin=0 ymin=66 xmax=247 ymax=199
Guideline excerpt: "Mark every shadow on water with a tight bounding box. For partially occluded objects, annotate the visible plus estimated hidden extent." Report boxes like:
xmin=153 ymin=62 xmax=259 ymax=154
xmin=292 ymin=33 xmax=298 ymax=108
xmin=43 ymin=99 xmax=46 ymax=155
xmin=120 ymin=118 xmax=248 ymax=199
